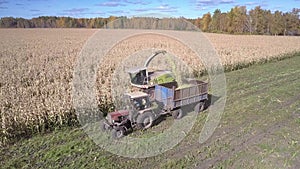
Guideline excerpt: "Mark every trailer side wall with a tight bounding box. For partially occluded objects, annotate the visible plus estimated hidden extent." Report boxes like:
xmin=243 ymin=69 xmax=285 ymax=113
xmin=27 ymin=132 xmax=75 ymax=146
xmin=155 ymin=80 xmax=208 ymax=110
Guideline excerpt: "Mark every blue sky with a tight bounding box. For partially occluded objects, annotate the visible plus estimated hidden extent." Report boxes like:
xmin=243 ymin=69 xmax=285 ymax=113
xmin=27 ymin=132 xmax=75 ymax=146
xmin=0 ymin=0 xmax=298 ymax=19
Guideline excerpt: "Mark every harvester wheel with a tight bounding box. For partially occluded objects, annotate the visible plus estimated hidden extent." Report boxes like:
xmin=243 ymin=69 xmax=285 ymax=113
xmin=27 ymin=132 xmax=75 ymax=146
xmin=137 ymin=111 xmax=154 ymax=129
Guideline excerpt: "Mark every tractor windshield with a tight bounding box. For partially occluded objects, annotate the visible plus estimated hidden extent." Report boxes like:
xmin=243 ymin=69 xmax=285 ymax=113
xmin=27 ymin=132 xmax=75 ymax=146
xmin=131 ymin=96 xmax=150 ymax=111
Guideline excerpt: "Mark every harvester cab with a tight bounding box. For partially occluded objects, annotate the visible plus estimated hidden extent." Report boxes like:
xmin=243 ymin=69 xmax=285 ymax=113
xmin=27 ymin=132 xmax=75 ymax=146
xmin=128 ymin=67 xmax=148 ymax=87
xmin=127 ymin=50 xmax=175 ymax=89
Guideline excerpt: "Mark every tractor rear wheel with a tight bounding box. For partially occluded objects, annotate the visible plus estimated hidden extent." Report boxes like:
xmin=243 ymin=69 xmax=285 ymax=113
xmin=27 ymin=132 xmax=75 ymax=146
xmin=137 ymin=111 xmax=154 ymax=129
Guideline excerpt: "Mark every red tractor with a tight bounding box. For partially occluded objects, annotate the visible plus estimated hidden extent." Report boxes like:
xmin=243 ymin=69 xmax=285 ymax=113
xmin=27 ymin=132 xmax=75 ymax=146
xmin=101 ymin=91 xmax=157 ymax=139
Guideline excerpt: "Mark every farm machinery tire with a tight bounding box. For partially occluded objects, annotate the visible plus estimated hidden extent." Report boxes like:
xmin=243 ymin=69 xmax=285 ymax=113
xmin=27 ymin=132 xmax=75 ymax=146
xmin=172 ymin=109 xmax=183 ymax=119
xmin=137 ymin=111 xmax=154 ymax=129
xmin=101 ymin=121 xmax=112 ymax=132
xmin=194 ymin=101 xmax=206 ymax=113
xmin=112 ymin=127 xmax=125 ymax=139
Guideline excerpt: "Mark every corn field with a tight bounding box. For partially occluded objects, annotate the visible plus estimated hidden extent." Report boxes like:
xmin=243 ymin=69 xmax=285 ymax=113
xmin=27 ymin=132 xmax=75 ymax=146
xmin=1 ymin=29 xmax=300 ymax=146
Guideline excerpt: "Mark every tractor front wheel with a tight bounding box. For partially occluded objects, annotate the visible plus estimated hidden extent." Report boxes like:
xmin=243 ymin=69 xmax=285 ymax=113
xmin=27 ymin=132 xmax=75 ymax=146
xmin=112 ymin=127 xmax=125 ymax=139
xmin=101 ymin=121 xmax=111 ymax=131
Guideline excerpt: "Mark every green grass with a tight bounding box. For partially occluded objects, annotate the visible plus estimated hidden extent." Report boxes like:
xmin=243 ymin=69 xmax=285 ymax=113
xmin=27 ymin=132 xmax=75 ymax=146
xmin=1 ymin=54 xmax=300 ymax=169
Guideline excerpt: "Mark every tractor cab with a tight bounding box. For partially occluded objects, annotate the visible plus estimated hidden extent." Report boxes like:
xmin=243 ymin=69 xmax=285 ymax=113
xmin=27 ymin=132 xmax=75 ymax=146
xmin=125 ymin=91 xmax=151 ymax=111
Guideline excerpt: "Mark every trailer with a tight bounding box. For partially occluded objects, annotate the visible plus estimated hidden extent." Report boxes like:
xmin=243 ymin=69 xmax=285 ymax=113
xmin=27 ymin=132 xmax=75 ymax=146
xmin=155 ymin=79 xmax=208 ymax=119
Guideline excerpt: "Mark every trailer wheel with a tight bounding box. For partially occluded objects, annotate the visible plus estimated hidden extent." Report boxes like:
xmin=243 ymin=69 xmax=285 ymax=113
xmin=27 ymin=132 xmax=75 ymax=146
xmin=112 ymin=127 xmax=125 ymax=139
xmin=172 ymin=109 xmax=183 ymax=119
xmin=137 ymin=111 xmax=154 ymax=129
xmin=194 ymin=101 xmax=205 ymax=113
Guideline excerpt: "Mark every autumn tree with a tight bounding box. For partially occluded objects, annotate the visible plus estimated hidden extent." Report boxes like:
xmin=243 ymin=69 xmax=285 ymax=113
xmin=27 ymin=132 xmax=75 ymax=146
xmin=271 ymin=11 xmax=283 ymax=35
xmin=284 ymin=8 xmax=300 ymax=35
xmin=211 ymin=9 xmax=222 ymax=32
xmin=201 ymin=12 xmax=211 ymax=32
xmin=227 ymin=6 xmax=247 ymax=34
xmin=249 ymin=6 xmax=266 ymax=34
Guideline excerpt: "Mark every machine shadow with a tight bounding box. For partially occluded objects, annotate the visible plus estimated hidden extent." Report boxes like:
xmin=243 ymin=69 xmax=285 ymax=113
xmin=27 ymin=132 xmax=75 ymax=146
xmin=150 ymin=94 xmax=221 ymax=128
xmin=204 ymin=94 xmax=221 ymax=110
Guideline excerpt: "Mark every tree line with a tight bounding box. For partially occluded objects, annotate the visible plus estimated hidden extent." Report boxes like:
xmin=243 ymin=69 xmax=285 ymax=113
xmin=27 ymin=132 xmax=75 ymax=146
xmin=0 ymin=16 xmax=117 ymax=28
xmin=0 ymin=16 xmax=198 ymax=31
xmin=0 ymin=6 xmax=299 ymax=35
xmin=192 ymin=6 xmax=300 ymax=36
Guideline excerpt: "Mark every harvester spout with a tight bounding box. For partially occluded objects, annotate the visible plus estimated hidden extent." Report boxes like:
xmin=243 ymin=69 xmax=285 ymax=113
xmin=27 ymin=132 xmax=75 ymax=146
xmin=144 ymin=50 xmax=167 ymax=68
